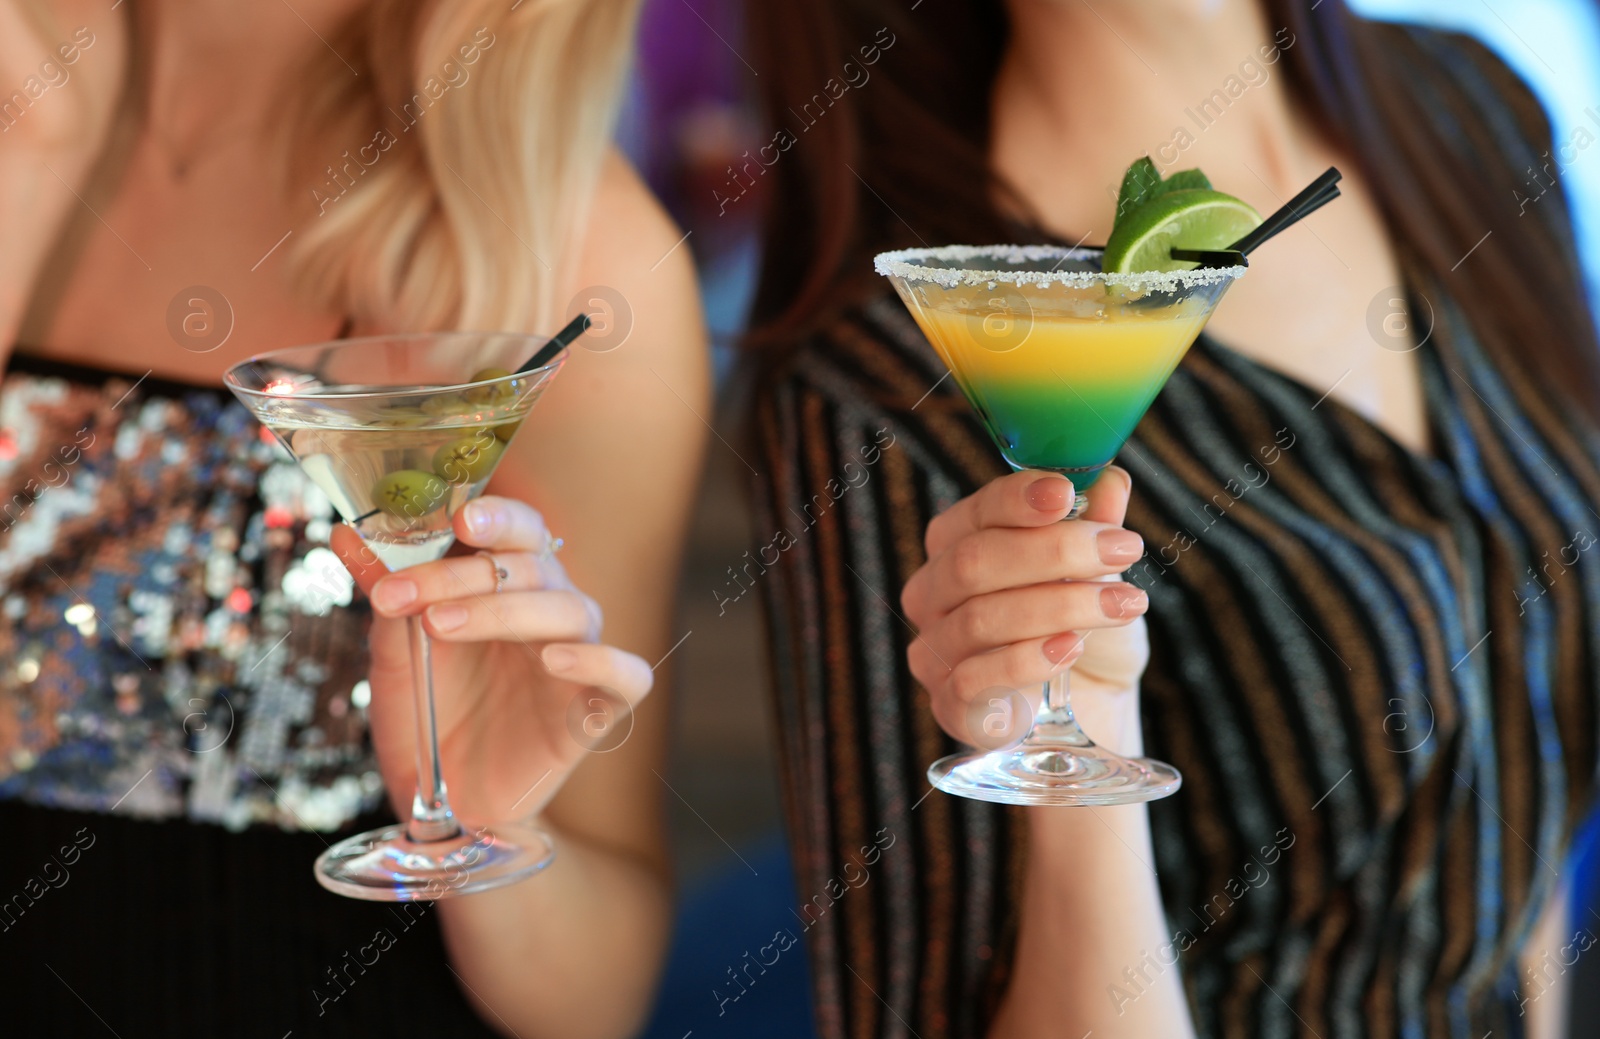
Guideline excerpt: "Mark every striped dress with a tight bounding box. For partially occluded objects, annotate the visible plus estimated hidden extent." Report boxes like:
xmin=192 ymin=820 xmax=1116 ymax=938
xmin=751 ymin=256 xmax=1600 ymax=1033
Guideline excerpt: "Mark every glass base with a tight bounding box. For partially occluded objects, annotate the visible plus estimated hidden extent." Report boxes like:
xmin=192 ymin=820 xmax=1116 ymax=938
xmin=929 ymin=740 xmax=1182 ymax=807
xmin=314 ymin=820 xmax=556 ymax=901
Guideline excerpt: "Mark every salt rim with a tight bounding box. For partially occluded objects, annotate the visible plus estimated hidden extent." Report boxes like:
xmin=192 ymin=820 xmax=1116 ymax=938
xmin=873 ymin=243 xmax=1246 ymax=291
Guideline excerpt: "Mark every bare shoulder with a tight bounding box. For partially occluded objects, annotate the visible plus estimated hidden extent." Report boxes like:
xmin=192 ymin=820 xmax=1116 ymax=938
xmin=581 ymin=150 xmax=680 ymax=265
xmin=503 ymin=146 xmax=708 ymax=529
xmin=568 ymin=149 xmax=700 ymax=342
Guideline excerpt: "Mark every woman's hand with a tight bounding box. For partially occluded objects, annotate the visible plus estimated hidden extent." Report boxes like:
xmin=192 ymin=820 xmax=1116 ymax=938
xmin=900 ymin=466 xmax=1151 ymax=755
xmin=330 ymin=496 xmax=654 ymax=826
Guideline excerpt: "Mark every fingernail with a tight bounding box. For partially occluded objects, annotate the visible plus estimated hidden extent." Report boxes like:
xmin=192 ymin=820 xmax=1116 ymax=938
xmin=1101 ymin=585 xmax=1149 ymax=619
xmin=1097 ymin=529 xmax=1145 ymax=565
xmin=543 ymin=646 xmax=577 ymax=673
xmin=372 ymin=577 xmax=418 ymax=613
xmin=1027 ymin=476 xmax=1072 ymax=513
xmin=426 ymin=603 xmax=468 ymax=632
xmin=462 ymin=500 xmax=493 ymax=538
xmin=1042 ymin=632 xmax=1083 ymax=665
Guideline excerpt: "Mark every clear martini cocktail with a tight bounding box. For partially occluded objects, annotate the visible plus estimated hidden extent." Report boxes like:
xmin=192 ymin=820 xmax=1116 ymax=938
xmin=226 ymin=332 xmax=564 ymax=900
xmin=877 ymin=244 xmax=1246 ymax=805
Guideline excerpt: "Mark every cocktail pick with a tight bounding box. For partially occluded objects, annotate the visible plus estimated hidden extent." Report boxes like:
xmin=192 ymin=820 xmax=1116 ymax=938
xmin=1169 ymin=167 xmax=1342 ymax=269
xmin=517 ymin=312 xmax=592 ymax=374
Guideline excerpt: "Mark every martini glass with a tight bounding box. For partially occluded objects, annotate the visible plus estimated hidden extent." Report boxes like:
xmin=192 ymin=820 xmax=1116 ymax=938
xmin=225 ymin=332 xmax=564 ymax=899
xmin=876 ymin=244 xmax=1245 ymax=806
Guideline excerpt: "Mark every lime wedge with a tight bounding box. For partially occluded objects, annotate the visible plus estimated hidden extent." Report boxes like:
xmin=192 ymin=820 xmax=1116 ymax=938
xmin=1102 ymin=188 xmax=1262 ymax=273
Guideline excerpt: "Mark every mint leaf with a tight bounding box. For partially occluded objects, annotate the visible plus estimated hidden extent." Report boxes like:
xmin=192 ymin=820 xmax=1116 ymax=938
xmin=1156 ymin=169 xmax=1212 ymax=196
xmin=1115 ymin=157 xmax=1162 ymax=228
xmin=1113 ymin=160 xmax=1218 ymax=233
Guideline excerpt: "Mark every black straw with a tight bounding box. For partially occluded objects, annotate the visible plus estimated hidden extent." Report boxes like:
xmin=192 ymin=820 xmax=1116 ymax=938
xmin=1169 ymin=248 xmax=1249 ymax=269
xmin=1228 ymin=167 xmax=1343 ymax=256
xmin=517 ymin=313 xmax=592 ymax=374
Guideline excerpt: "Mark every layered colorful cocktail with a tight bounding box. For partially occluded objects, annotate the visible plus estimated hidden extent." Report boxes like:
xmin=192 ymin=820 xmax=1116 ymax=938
xmin=911 ymin=283 xmax=1217 ymax=489
xmin=877 ymin=242 xmax=1245 ymax=805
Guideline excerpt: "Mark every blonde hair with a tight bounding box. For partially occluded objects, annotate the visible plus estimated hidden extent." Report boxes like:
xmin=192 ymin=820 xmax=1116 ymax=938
xmin=276 ymin=0 xmax=641 ymax=335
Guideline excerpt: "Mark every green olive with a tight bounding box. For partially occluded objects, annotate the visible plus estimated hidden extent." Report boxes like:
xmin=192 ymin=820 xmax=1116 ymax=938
xmin=492 ymin=418 xmax=524 ymax=443
xmin=420 ymin=393 xmax=470 ymax=417
xmin=370 ymin=400 xmax=431 ymax=427
xmin=432 ymin=431 xmax=504 ymax=484
xmin=465 ymin=367 xmax=516 ymax=405
xmin=371 ymin=469 xmax=450 ymax=518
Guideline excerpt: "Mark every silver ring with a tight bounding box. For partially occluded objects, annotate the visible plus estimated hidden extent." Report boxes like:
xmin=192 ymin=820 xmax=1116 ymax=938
xmin=540 ymin=532 xmax=564 ymax=562
xmin=476 ymin=550 xmax=510 ymax=594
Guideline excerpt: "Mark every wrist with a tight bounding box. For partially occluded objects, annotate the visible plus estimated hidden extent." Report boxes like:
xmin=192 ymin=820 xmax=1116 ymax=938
xmin=994 ymin=802 xmax=1191 ymax=1039
xmin=1067 ymin=674 xmax=1146 ymax=758
xmin=1027 ymin=798 xmax=1156 ymax=870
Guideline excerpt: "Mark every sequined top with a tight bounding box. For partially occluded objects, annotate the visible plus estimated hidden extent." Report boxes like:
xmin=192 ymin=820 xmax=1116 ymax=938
xmin=0 ymin=354 xmax=383 ymax=832
xmin=0 ymin=355 xmax=528 ymax=1037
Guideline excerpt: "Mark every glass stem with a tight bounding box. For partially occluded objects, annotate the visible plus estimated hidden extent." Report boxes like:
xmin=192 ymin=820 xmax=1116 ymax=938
xmin=1026 ymin=661 xmax=1095 ymax=748
xmin=406 ymin=615 xmax=461 ymax=843
xmin=1025 ymin=499 xmax=1095 ymax=746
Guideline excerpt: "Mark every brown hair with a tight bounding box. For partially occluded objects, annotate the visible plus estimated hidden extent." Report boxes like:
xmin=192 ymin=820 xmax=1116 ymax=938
xmin=745 ymin=0 xmax=1600 ymax=420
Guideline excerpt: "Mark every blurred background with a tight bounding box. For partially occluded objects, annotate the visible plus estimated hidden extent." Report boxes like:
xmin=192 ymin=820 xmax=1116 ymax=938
xmin=1349 ymin=0 xmax=1600 ymax=302
xmin=617 ymin=1 xmax=1600 ymax=1036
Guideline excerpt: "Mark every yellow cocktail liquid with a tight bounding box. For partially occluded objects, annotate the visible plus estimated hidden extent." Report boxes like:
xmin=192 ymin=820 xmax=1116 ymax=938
xmin=914 ymin=303 xmax=1211 ymax=487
